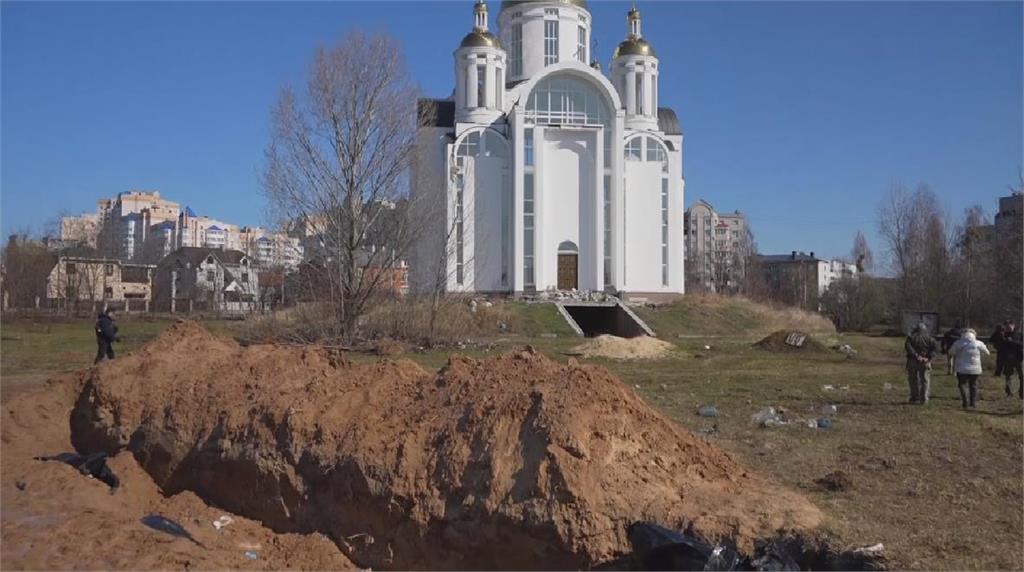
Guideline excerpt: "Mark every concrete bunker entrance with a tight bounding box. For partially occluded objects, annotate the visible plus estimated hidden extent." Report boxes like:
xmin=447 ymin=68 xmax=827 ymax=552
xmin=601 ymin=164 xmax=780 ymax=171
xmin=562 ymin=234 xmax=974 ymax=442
xmin=560 ymin=303 xmax=650 ymax=338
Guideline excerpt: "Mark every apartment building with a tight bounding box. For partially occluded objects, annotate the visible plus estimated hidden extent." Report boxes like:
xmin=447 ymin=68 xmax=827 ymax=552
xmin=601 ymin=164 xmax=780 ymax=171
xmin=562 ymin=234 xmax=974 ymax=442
xmin=756 ymin=251 xmax=857 ymax=310
xmin=62 ymin=190 xmax=180 ymax=262
xmin=61 ymin=191 xmax=301 ymax=269
xmin=238 ymin=227 xmax=304 ymax=270
xmin=684 ymin=200 xmax=752 ymax=293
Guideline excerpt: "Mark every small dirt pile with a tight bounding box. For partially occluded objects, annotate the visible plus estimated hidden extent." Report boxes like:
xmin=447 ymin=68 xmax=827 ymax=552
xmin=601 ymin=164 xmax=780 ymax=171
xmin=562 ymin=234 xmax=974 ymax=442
xmin=755 ymin=330 xmax=828 ymax=353
xmin=567 ymin=334 xmax=676 ymax=360
xmin=69 ymin=321 xmax=821 ymax=569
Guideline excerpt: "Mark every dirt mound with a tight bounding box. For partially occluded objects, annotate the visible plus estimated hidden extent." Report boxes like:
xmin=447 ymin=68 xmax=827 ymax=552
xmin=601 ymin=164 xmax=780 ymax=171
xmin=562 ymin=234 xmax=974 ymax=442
xmin=755 ymin=330 xmax=829 ymax=353
xmin=1 ymin=373 xmax=354 ymax=570
xmin=567 ymin=334 xmax=676 ymax=360
xmin=67 ymin=322 xmax=821 ymax=569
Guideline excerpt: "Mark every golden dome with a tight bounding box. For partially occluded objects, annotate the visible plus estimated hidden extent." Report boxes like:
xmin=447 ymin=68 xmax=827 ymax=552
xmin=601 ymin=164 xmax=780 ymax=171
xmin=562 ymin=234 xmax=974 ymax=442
xmin=460 ymin=30 xmax=503 ymax=49
xmin=500 ymin=0 xmax=588 ymax=13
xmin=614 ymin=37 xmax=656 ymax=58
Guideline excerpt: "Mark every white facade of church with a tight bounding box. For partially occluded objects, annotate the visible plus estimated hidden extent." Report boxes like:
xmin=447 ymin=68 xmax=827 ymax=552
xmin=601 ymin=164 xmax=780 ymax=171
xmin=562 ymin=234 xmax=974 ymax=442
xmin=412 ymin=0 xmax=685 ymax=298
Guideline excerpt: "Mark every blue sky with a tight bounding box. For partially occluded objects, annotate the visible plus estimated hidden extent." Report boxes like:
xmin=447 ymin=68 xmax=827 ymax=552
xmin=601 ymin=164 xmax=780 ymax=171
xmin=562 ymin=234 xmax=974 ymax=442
xmin=2 ymin=0 xmax=1021 ymax=261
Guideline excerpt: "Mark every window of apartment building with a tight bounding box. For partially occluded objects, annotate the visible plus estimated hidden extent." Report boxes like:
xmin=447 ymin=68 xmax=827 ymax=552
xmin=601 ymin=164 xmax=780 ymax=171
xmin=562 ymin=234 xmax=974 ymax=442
xmin=103 ymin=287 xmax=113 ymax=299
xmin=716 ymin=228 xmax=726 ymax=236
xmin=206 ymin=270 xmax=215 ymax=282
xmin=105 ymin=264 xmax=113 ymax=276
xmin=511 ymin=22 xmax=523 ymax=76
xmin=241 ymin=273 xmax=249 ymax=283
xmin=577 ymin=25 xmax=587 ymax=62
xmin=544 ymin=20 xmax=559 ymax=66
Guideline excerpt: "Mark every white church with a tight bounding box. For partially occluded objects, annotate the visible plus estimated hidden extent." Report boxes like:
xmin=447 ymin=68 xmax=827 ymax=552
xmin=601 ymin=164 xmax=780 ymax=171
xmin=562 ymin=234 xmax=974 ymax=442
xmin=412 ymin=0 xmax=685 ymax=299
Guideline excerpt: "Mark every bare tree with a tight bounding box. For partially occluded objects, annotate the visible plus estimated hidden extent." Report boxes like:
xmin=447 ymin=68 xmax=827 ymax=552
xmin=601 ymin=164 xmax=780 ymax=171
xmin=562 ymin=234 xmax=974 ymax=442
xmin=1 ymin=233 xmax=51 ymax=310
xmin=262 ymin=32 xmax=425 ymax=340
xmin=878 ymin=183 xmax=952 ymax=312
xmin=851 ymin=230 xmax=873 ymax=274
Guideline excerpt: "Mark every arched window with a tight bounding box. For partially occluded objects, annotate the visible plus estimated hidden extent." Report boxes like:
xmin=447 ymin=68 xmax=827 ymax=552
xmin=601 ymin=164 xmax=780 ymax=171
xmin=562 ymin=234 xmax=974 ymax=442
xmin=525 ymin=75 xmax=610 ymax=127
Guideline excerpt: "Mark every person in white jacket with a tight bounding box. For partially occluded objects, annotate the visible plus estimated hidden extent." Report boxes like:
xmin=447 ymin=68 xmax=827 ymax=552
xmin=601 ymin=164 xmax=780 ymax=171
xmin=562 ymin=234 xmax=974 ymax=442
xmin=950 ymin=329 xmax=991 ymax=408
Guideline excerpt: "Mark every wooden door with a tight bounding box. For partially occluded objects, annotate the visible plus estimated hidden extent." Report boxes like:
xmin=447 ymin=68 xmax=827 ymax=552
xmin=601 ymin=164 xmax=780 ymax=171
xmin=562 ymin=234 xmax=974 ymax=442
xmin=557 ymin=254 xmax=578 ymax=290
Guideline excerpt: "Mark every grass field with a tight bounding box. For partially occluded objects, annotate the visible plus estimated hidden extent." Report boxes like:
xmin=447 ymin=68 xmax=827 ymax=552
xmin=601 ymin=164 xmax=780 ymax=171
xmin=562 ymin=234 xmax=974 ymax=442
xmin=1 ymin=300 xmax=1021 ymax=570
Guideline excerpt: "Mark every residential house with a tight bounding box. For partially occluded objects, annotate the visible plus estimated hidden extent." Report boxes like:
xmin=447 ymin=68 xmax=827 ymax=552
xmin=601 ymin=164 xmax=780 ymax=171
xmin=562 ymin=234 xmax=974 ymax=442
xmin=152 ymin=247 xmax=260 ymax=313
xmin=45 ymin=256 xmax=155 ymax=311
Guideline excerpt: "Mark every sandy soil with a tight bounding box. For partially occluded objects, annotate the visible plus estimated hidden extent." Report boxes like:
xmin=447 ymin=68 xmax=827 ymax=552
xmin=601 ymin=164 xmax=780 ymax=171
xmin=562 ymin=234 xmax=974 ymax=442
xmin=3 ymin=321 xmax=827 ymax=570
xmin=63 ymin=321 xmax=821 ymax=569
xmin=1 ymin=371 xmax=355 ymax=570
xmin=567 ymin=334 xmax=677 ymax=360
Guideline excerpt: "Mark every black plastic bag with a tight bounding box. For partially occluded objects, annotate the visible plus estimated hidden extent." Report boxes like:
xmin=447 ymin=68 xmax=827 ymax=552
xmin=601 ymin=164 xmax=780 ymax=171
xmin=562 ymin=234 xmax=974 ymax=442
xmin=35 ymin=451 xmax=120 ymax=491
xmin=627 ymin=522 xmax=740 ymax=571
xmin=749 ymin=542 xmax=800 ymax=571
xmin=141 ymin=515 xmax=206 ymax=548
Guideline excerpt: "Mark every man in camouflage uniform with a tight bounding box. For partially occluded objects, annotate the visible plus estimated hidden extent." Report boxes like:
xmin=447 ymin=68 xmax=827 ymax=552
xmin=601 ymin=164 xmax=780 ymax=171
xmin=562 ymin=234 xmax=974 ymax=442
xmin=905 ymin=322 xmax=938 ymax=405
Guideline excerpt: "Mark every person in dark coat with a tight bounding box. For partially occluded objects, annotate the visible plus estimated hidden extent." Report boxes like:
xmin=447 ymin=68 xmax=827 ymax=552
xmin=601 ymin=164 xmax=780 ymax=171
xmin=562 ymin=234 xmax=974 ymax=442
xmin=905 ymin=322 xmax=939 ymax=405
xmin=991 ymin=323 xmax=1008 ymax=379
xmin=94 ymin=309 xmax=119 ymax=364
xmin=940 ymin=323 xmax=963 ymax=375
xmin=1003 ymin=322 xmax=1023 ymax=399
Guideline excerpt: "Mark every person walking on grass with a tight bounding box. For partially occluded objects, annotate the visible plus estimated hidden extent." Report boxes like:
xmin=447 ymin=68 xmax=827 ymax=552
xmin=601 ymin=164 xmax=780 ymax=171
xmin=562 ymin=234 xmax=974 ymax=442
xmin=950 ymin=328 xmax=990 ymax=409
xmin=94 ymin=309 xmax=120 ymax=364
xmin=1003 ymin=322 xmax=1023 ymax=399
xmin=940 ymin=322 xmax=963 ymax=375
xmin=991 ymin=323 xmax=1008 ymax=379
xmin=905 ymin=322 xmax=938 ymax=405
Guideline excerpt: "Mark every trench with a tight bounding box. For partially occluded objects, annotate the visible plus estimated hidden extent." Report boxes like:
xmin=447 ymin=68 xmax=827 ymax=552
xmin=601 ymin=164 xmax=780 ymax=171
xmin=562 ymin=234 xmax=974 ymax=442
xmin=66 ymin=378 xmax=885 ymax=571
xmin=559 ymin=303 xmax=652 ymax=338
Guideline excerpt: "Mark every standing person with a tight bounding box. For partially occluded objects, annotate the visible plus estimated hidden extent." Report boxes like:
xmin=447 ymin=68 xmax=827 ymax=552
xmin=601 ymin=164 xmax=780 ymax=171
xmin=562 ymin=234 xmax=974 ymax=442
xmin=991 ymin=323 xmax=1008 ymax=379
xmin=1003 ymin=322 xmax=1023 ymax=399
xmin=905 ymin=322 xmax=939 ymax=405
xmin=941 ymin=322 xmax=963 ymax=375
xmin=94 ymin=309 xmax=119 ymax=364
xmin=950 ymin=328 xmax=990 ymax=408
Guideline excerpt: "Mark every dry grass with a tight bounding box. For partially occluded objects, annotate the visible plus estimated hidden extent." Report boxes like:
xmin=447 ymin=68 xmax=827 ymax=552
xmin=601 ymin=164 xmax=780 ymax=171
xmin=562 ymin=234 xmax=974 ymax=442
xmin=239 ymin=298 xmax=575 ymax=347
xmin=637 ymin=295 xmax=837 ymax=340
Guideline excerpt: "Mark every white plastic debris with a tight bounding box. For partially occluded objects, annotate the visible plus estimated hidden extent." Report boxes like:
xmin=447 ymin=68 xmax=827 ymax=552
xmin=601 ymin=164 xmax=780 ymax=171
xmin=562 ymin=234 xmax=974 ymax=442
xmin=213 ymin=515 xmax=235 ymax=530
xmin=822 ymin=384 xmax=836 ymax=391
xmin=853 ymin=543 xmax=885 ymax=554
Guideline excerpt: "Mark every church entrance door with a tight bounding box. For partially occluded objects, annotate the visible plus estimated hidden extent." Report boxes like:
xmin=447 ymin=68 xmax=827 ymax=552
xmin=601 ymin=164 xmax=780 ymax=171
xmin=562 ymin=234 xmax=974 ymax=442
xmin=558 ymin=255 xmax=578 ymax=291
xmin=557 ymin=240 xmax=579 ymax=290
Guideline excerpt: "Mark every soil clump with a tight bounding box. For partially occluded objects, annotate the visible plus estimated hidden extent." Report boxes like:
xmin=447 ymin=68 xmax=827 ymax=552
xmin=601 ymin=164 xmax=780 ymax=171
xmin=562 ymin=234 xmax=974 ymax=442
xmin=755 ymin=330 xmax=829 ymax=353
